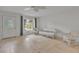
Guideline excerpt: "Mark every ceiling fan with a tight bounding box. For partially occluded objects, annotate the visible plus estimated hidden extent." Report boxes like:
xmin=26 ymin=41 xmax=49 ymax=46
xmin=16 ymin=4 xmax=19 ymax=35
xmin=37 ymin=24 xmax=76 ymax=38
xmin=24 ymin=6 xmax=46 ymax=12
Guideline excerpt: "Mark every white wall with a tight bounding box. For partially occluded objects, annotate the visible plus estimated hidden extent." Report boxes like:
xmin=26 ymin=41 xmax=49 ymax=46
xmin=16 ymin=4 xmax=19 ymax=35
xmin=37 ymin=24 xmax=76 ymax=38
xmin=0 ymin=16 xmax=2 ymax=39
xmin=38 ymin=8 xmax=79 ymax=33
xmin=0 ymin=11 xmax=21 ymax=38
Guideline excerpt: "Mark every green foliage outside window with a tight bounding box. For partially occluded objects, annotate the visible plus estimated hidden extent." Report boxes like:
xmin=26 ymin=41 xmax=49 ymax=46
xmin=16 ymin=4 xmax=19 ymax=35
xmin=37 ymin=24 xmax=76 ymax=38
xmin=25 ymin=22 xmax=33 ymax=29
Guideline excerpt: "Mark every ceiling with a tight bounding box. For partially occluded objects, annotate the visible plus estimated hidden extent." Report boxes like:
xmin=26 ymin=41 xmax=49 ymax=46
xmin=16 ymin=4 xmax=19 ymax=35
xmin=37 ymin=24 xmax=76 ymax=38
xmin=0 ymin=6 xmax=78 ymax=17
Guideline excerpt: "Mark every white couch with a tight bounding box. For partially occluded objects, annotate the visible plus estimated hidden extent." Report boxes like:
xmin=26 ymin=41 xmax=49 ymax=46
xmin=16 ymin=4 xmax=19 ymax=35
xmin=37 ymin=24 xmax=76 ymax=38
xmin=38 ymin=29 xmax=56 ymax=38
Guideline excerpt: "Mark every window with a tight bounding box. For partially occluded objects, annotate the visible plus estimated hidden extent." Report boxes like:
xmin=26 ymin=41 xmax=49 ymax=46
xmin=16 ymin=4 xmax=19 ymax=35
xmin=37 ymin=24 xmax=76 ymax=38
xmin=24 ymin=19 xmax=33 ymax=31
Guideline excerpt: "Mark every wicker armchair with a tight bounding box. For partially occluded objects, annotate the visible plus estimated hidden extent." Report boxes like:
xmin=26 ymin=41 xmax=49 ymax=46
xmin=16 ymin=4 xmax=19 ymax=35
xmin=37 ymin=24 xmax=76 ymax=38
xmin=63 ymin=32 xmax=79 ymax=46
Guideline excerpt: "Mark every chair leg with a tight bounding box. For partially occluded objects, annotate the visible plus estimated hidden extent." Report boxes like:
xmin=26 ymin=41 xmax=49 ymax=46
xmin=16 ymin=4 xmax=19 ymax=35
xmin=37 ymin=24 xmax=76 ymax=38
xmin=67 ymin=40 xmax=71 ymax=46
xmin=63 ymin=39 xmax=71 ymax=47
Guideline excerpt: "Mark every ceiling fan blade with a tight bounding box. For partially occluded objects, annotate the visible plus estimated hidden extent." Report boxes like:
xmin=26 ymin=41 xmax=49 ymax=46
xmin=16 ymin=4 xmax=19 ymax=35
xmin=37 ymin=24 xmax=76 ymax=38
xmin=31 ymin=6 xmax=46 ymax=9
xmin=24 ymin=6 xmax=33 ymax=11
xmin=24 ymin=6 xmax=46 ymax=12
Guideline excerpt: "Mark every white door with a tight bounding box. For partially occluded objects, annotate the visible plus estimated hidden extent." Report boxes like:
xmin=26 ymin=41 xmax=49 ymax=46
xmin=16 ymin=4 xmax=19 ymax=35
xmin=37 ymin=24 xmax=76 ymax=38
xmin=0 ymin=16 xmax=2 ymax=39
xmin=3 ymin=16 xmax=17 ymax=38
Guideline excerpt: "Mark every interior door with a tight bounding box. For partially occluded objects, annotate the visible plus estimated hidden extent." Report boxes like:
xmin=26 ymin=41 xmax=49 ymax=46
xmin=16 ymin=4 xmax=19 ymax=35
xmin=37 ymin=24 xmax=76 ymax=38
xmin=0 ymin=16 xmax=2 ymax=39
xmin=3 ymin=16 xmax=17 ymax=38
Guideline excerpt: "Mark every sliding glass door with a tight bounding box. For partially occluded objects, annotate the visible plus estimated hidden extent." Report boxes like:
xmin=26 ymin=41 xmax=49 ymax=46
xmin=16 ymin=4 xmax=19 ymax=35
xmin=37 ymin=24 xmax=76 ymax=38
xmin=2 ymin=16 xmax=16 ymax=38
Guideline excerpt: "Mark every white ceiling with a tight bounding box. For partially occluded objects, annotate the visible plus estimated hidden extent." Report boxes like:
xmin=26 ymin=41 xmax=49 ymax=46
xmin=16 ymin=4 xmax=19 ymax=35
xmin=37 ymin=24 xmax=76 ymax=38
xmin=0 ymin=6 xmax=78 ymax=17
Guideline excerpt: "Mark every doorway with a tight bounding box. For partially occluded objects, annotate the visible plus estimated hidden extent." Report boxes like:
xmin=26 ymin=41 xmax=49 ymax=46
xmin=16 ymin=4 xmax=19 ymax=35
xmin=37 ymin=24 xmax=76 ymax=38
xmin=23 ymin=17 xmax=35 ymax=35
xmin=24 ymin=19 xmax=33 ymax=31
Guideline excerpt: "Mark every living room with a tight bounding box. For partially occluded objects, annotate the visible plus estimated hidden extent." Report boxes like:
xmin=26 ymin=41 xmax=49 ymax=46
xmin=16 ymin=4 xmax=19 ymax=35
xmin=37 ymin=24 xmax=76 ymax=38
xmin=0 ymin=6 xmax=79 ymax=53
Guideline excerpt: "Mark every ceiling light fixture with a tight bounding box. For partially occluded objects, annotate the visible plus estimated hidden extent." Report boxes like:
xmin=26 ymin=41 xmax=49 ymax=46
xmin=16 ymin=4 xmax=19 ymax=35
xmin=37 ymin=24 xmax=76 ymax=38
xmin=24 ymin=6 xmax=46 ymax=12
